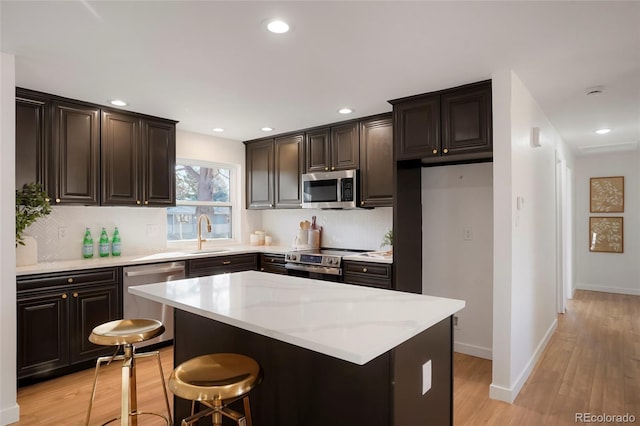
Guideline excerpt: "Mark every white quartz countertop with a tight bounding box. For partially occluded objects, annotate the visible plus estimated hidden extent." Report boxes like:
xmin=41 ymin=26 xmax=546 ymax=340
xmin=16 ymin=245 xmax=293 ymax=276
xmin=129 ymin=271 xmax=464 ymax=365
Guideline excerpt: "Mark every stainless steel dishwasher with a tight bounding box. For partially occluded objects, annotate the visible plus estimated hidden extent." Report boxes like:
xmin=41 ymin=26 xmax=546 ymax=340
xmin=123 ymin=261 xmax=186 ymax=348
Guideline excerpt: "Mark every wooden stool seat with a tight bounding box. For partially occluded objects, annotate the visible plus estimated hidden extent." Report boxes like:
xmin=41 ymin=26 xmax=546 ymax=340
xmin=169 ymin=353 xmax=262 ymax=426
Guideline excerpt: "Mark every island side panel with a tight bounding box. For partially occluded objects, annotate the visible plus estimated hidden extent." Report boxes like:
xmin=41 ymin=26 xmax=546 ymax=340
xmin=174 ymin=309 xmax=392 ymax=426
xmin=393 ymin=316 xmax=453 ymax=426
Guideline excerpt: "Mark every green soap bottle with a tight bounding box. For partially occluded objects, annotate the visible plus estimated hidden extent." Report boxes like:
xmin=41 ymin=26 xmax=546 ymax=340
xmin=111 ymin=227 xmax=121 ymax=257
xmin=98 ymin=227 xmax=110 ymax=257
xmin=82 ymin=228 xmax=94 ymax=259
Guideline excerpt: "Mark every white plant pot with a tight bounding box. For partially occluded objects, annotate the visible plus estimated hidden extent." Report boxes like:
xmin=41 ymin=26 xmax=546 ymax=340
xmin=16 ymin=236 xmax=38 ymax=266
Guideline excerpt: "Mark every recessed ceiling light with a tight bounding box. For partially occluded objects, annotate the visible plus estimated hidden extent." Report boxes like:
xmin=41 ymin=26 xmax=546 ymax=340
xmin=109 ymin=99 xmax=127 ymax=107
xmin=267 ymin=20 xmax=290 ymax=34
xmin=212 ymin=128 xmax=224 ymax=133
xmin=595 ymin=128 xmax=612 ymax=135
xmin=338 ymin=107 xmax=353 ymax=114
xmin=261 ymin=127 xmax=273 ymax=132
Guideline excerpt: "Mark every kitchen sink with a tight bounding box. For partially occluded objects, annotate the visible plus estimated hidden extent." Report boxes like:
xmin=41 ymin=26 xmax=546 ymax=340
xmin=188 ymin=248 xmax=231 ymax=254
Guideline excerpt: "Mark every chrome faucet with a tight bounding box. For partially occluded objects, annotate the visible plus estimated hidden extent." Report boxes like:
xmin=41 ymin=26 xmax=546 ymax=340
xmin=196 ymin=214 xmax=212 ymax=250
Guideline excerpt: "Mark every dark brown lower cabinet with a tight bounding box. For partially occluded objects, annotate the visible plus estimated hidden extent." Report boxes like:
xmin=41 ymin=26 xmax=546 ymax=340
xmin=187 ymin=254 xmax=258 ymax=278
xmin=259 ymin=253 xmax=287 ymax=275
xmin=343 ymin=260 xmax=393 ymax=289
xmin=17 ymin=268 xmax=121 ymax=384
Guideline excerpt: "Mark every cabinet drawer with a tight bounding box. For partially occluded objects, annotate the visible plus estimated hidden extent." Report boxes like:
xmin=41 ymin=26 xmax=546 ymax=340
xmin=17 ymin=267 xmax=120 ymax=293
xmin=187 ymin=254 xmax=258 ymax=278
xmin=259 ymin=253 xmax=287 ymax=275
xmin=343 ymin=261 xmax=392 ymax=289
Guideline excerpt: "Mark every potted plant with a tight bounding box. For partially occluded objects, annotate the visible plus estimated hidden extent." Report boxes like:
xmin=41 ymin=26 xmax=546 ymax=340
xmin=381 ymin=228 xmax=393 ymax=254
xmin=16 ymin=182 xmax=51 ymax=266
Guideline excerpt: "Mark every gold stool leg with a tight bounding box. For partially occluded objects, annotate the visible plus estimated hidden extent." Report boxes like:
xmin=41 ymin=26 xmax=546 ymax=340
xmin=121 ymin=345 xmax=134 ymax=426
xmin=130 ymin=347 xmax=138 ymax=426
xmin=243 ymin=396 xmax=252 ymax=426
xmin=85 ymin=355 xmax=114 ymax=426
xmin=153 ymin=350 xmax=172 ymax=422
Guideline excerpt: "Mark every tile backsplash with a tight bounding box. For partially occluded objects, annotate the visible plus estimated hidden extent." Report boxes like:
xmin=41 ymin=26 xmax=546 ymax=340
xmin=26 ymin=206 xmax=168 ymax=262
xmin=260 ymin=207 xmax=392 ymax=250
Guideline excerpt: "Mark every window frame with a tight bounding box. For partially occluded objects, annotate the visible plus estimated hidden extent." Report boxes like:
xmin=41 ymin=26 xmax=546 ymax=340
xmin=167 ymin=158 xmax=240 ymax=246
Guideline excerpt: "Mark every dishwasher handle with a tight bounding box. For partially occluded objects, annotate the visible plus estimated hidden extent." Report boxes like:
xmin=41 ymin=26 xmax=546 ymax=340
xmin=125 ymin=265 xmax=186 ymax=277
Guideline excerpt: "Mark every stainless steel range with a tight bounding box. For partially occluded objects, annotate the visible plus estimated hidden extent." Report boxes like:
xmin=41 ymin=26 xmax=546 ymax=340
xmin=285 ymin=249 xmax=360 ymax=281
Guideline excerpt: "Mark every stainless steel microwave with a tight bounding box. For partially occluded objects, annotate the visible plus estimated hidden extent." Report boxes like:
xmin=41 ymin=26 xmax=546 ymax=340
xmin=301 ymin=169 xmax=358 ymax=209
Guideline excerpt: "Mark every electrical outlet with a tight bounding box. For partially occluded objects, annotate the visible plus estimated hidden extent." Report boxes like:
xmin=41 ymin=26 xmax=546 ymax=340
xmin=453 ymin=315 xmax=459 ymax=328
xmin=146 ymin=224 xmax=159 ymax=237
xmin=422 ymin=360 xmax=432 ymax=395
xmin=463 ymin=226 xmax=473 ymax=241
xmin=58 ymin=227 xmax=68 ymax=240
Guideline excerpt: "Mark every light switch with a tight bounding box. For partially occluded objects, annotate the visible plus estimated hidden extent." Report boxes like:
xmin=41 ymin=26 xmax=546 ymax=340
xmin=463 ymin=226 xmax=473 ymax=241
xmin=422 ymin=360 xmax=432 ymax=395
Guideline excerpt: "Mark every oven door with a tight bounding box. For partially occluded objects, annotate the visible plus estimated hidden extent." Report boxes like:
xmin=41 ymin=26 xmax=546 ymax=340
xmin=285 ymin=263 xmax=342 ymax=282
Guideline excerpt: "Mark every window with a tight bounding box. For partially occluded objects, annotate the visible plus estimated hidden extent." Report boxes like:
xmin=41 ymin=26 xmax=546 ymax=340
xmin=167 ymin=160 xmax=234 ymax=241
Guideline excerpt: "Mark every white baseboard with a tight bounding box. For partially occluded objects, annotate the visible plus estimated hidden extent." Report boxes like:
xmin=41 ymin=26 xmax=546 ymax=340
xmin=489 ymin=318 xmax=558 ymax=403
xmin=575 ymin=283 xmax=640 ymax=296
xmin=454 ymin=341 xmax=492 ymax=360
xmin=0 ymin=403 xmax=20 ymax=425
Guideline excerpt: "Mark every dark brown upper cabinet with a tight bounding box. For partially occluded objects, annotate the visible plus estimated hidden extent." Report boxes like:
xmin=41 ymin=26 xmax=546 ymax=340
xmin=15 ymin=89 xmax=48 ymax=190
xmin=306 ymin=122 xmax=359 ymax=172
xmin=274 ymin=134 xmax=305 ymax=208
xmin=246 ymin=134 xmax=305 ymax=210
xmin=391 ymin=80 xmax=492 ymax=164
xmin=359 ymin=114 xmax=393 ymax=208
xmin=101 ymin=110 xmax=176 ymax=207
xmin=50 ymin=100 xmax=101 ymax=205
xmin=246 ymin=138 xmax=275 ymax=209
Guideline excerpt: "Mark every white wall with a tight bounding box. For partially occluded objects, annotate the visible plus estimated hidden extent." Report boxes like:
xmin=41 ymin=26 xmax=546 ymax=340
xmin=1 ymin=51 xmax=20 ymax=425
xmin=574 ymin=150 xmax=640 ymax=295
xmin=422 ymin=163 xmax=493 ymax=360
xmin=261 ymin=207 xmax=391 ymax=250
xmin=491 ymin=70 xmax=574 ymax=403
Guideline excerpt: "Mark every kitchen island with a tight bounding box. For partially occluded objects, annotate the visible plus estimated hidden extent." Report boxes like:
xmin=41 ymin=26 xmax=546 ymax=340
xmin=129 ymin=271 xmax=464 ymax=426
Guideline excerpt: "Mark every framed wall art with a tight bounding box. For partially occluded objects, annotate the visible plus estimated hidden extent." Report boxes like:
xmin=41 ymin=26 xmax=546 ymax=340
xmin=589 ymin=216 xmax=623 ymax=253
xmin=590 ymin=176 xmax=624 ymax=213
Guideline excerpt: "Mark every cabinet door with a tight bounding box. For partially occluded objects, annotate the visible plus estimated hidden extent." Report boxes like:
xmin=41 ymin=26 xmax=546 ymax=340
xmin=17 ymin=291 xmax=69 ymax=379
xmin=101 ymin=110 xmax=141 ymax=206
xmin=246 ymin=139 xmax=274 ymax=209
xmin=142 ymin=118 xmax=176 ymax=206
xmin=51 ymin=101 xmax=100 ymax=205
xmin=393 ymin=95 xmax=440 ymax=161
xmin=360 ymin=116 xmax=393 ymax=207
xmin=69 ymin=284 xmax=121 ymax=363
xmin=15 ymin=92 xmax=48 ymax=190
xmin=330 ymin=122 xmax=359 ymax=171
xmin=187 ymin=254 xmax=258 ymax=278
xmin=305 ymin=128 xmax=330 ymax=172
xmin=275 ymin=134 xmax=304 ymax=208
xmin=441 ymin=82 xmax=492 ymax=158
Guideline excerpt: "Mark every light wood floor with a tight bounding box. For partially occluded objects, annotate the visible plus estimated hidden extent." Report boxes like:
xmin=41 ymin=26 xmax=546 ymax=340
xmin=16 ymin=290 xmax=639 ymax=425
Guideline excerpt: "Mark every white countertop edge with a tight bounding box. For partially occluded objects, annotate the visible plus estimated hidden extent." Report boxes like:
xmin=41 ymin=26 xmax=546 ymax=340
xmin=16 ymin=245 xmax=293 ymax=276
xmin=128 ymin=274 xmax=464 ymax=365
xmin=342 ymin=253 xmax=393 ymax=264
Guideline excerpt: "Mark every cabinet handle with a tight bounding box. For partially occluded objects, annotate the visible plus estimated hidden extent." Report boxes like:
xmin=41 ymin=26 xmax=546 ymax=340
xmin=55 ymin=198 xmax=61 ymax=203
xmin=432 ymin=149 xmax=438 ymax=155
xmin=361 ymin=201 xmax=365 ymax=206
xmin=270 ymin=259 xmax=274 ymax=262
xmin=443 ymin=148 xmax=449 ymax=154
xmin=363 ymin=268 xmax=368 ymax=273
xmin=61 ymin=294 xmax=67 ymax=299
xmin=67 ymin=278 xmax=74 ymax=283
xmin=223 ymin=261 xmax=231 ymax=265
xmin=144 ymin=200 xmax=149 ymax=205
xmin=270 ymin=204 xmax=273 ymax=208
xmin=331 ymin=166 xmax=335 ymax=171
xmin=136 ymin=200 xmax=141 ymax=205
xmin=260 ymin=268 xmax=265 ymax=271
xmin=73 ymin=292 xmax=78 ymax=298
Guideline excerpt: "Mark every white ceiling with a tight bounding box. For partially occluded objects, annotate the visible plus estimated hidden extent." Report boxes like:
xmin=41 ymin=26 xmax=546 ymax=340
xmin=2 ymin=1 xmax=639 ymax=154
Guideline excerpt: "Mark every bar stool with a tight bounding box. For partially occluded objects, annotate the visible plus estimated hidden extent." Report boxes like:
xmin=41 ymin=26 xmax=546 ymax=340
xmin=85 ymin=318 xmax=172 ymax=426
xmin=169 ymin=353 xmax=262 ymax=426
